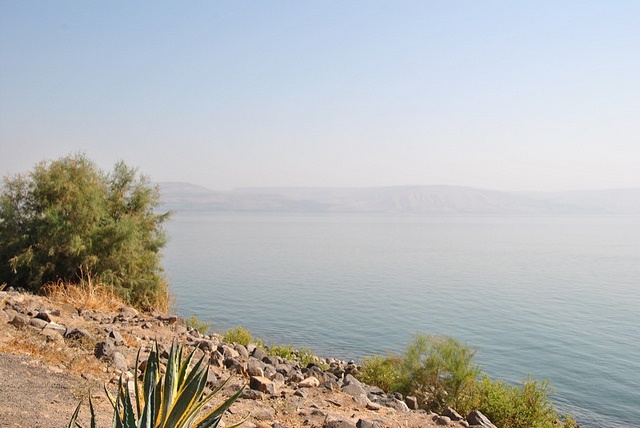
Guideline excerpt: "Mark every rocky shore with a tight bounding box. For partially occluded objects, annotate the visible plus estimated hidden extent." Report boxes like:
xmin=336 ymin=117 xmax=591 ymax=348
xmin=0 ymin=288 xmax=499 ymax=428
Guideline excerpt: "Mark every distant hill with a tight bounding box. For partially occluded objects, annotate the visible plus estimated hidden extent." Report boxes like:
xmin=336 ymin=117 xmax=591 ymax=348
xmin=158 ymin=182 xmax=640 ymax=215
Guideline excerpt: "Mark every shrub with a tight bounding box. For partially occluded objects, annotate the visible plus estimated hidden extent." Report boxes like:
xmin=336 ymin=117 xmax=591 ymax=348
xmin=186 ymin=315 xmax=211 ymax=336
xmin=400 ymin=334 xmax=480 ymax=412
xmin=0 ymin=153 xmax=171 ymax=310
xmin=69 ymin=342 xmax=245 ymax=428
xmin=470 ymin=374 xmax=575 ymax=428
xmin=357 ymin=354 xmax=404 ymax=393
xmin=223 ymin=326 xmax=255 ymax=347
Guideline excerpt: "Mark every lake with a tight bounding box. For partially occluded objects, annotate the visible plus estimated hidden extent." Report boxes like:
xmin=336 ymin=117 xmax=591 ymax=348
xmin=163 ymin=212 xmax=640 ymax=428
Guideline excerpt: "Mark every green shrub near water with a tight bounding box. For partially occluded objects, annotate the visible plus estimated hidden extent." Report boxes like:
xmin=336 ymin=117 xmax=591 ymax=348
xmin=223 ymin=326 xmax=256 ymax=347
xmin=357 ymin=334 xmax=575 ymax=428
xmin=0 ymin=153 xmax=171 ymax=310
xmin=186 ymin=315 xmax=211 ymax=336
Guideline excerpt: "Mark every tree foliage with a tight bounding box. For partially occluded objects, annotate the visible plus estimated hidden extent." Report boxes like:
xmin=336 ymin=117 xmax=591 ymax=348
xmin=0 ymin=153 xmax=171 ymax=309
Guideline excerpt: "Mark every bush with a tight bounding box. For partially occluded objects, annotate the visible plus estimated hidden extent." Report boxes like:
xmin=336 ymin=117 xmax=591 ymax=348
xmin=0 ymin=153 xmax=171 ymax=309
xmin=358 ymin=354 xmax=404 ymax=393
xmin=186 ymin=314 xmax=211 ymax=336
xmin=471 ymin=375 xmax=576 ymax=428
xmin=357 ymin=334 xmax=576 ymax=428
xmin=223 ymin=326 xmax=255 ymax=347
xmin=400 ymin=334 xmax=480 ymax=412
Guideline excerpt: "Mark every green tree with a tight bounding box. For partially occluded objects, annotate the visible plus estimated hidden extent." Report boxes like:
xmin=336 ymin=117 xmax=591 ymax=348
xmin=0 ymin=153 xmax=171 ymax=309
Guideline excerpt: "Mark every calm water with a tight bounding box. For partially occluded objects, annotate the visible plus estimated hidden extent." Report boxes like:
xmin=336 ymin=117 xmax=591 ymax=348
xmin=163 ymin=213 xmax=640 ymax=428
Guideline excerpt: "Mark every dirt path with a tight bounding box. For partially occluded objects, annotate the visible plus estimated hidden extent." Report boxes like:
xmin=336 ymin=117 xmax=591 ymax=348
xmin=0 ymin=353 xmax=113 ymax=427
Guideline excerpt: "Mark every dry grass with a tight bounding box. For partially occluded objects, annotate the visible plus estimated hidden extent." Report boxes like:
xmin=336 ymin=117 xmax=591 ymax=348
xmin=41 ymin=277 xmax=126 ymax=312
xmin=0 ymin=328 xmax=105 ymax=377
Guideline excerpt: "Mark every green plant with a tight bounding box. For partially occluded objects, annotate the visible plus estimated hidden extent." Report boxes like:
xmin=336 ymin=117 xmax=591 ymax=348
xmin=186 ymin=315 xmax=211 ymax=336
xmin=470 ymin=375 xmax=574 ymax=428
xmin=357 ymin=354 xmax=404 ymax=393
xmin=223 ymin=326 xmax=255 ymax=347
xmin=0 ymin=153 xmax=171 ymax=310
xmin=69 ymin=342 xmax=245 ymax=428
xmin=400 ymin=334 xmax=480 ymax=412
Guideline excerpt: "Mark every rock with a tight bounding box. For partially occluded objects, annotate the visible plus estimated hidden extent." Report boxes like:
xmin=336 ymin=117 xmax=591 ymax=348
xmin=234 ymin=343 xmax=249 ymax=359
xmin=196 ymin=339 xmax=215 ymax=353
xmin=109 ymin=330 xmax=125 ymax=346
xmin=365 ymin=402 xmax=381 ymax=411
xmin=65 ymin=328 xmax=93 ymax=341
xmin=298 ymin=376 xmax=320 ymax=388
xmin=247 ymin=359 xmax=265 ymax=377
xmin=29 ymin=317 xmax=49 ymax=329
xmin=294 ymin=389 xmax=308 ymax=398
xmin=384 ymin=398 xmax=410 ymax=412
xmin=43 ymin=321 xmax=66 ymax=336
xmin=405 ymin=395 xmax=419 ymax=410
xmin=342 ymin=382 xmax=367 ymax=398
xmin=34 ymin=311 xmax=52 ymax=322
xmin=262 ymin=355 xmax=280 ymax=366
xmin=119 ymin=306 xmax=138 ymax=318
xmin=251 ymin=346 xmax=268 ymax=361
xmin=356 ymin=420 xmax=382 ymax=428
xmin=442 ymin=407 xmax=464 ymax=421
xmin=9 ymin=314 xmax=29 ymax=328
xmin=241 ymin=389 xmax=265 ymax=400
xmin=436 ymin=415 xmax=452 ymax=425
xmin=95 ymin=341 xmax=116 ymax=358
xmin=466 ymin=410 xmax=497 ymax=428
xmin=250 ymin=376 xmax=276 ymax=395
xmin=112 ymin=352 xmax=128 ymax=372
xmin=323 ymin=416 xmax=356 ymax=428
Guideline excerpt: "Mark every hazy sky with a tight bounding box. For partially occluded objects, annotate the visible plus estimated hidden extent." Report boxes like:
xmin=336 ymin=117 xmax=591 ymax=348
xmin=1 ymin=1 xmax=639 ymax=192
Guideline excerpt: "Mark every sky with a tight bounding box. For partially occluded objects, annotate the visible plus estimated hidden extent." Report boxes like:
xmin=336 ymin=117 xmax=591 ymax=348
xmin=1 ymin=1 xmax=639 ymax=192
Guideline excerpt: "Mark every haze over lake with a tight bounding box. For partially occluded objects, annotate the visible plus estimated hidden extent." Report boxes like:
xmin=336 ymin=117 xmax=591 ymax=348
xmin=161 ymin=185 xmax=640 ymax=428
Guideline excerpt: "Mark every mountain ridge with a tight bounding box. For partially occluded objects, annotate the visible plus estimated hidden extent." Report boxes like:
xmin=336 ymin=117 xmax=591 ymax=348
xmin=158 ymin=182 xmax=640 ymax=215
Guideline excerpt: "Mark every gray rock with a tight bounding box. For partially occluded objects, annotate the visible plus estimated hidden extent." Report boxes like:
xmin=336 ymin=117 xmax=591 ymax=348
xmin=294 ymin=389 xmax=308 ymax=398
xmin=65 ymin=328 xmax=93 ymax=341
xmin=356 ymin=420 xmax=382 ymax=428
xmin=29 ymin=317 xmax=49 ymax=329
xmin=247 ymin=359 xmax=265 ymax=377
xmin=43 ymin=321 xmax=66 ymax=336
xmin=342 ymin=382 xmax=367 ymax=398
xmin=196 ymin=339 xmax=215 ymax=353
xmin=251 ymin=346 xmax=267 ymax=361
xmin=262 ymin=355 xmax=280 ymax=366
xmin=95 ymin=340 xmax=116 ymax=358
xmin=365 ymin=402 xmax=381 ymax=411
xmin=112 ymin=352 xmax=128 ymax=372
xmin=323 ymin=416 xmax=356 ymax=428
xmin=234 ymin=343 xmax=249 ymax=359
xmin=241 ymin=389 xmax=265 ymax=400
xmin=442 ymin=406 xmax=464 ymax=421
xmin=109 ymin=330 xmax=125 ymax=345
xmin=35 ymin=311 xmax=52 ymax=322
xmin=436 ymin=415 xmax=452 ymax=425
xmin=466 ymin=410 xmax=497 ymax=428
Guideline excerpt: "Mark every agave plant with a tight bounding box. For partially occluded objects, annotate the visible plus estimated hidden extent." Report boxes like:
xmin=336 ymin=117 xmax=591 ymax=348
xmin=69 ymin=342 xmax=245 ymax=428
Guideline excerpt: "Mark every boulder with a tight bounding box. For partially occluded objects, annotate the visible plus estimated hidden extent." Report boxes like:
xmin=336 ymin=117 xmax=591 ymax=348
xmin=298 ymin=376 xmax=320 ymax=388
xmin=442 ymin=406 xmax=464 ymax=421
xmin=249 ymin=376 xmax=276 ymax=395
xmin=405 ymin=395 xmax=419 ymax=410
xmin=467 ymin=410 xmax=497 ymax=428
xmin=435 ymin=415 xmax=452 ymax=425
xmin=324 ymin=415 xmax=356 ymax=428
